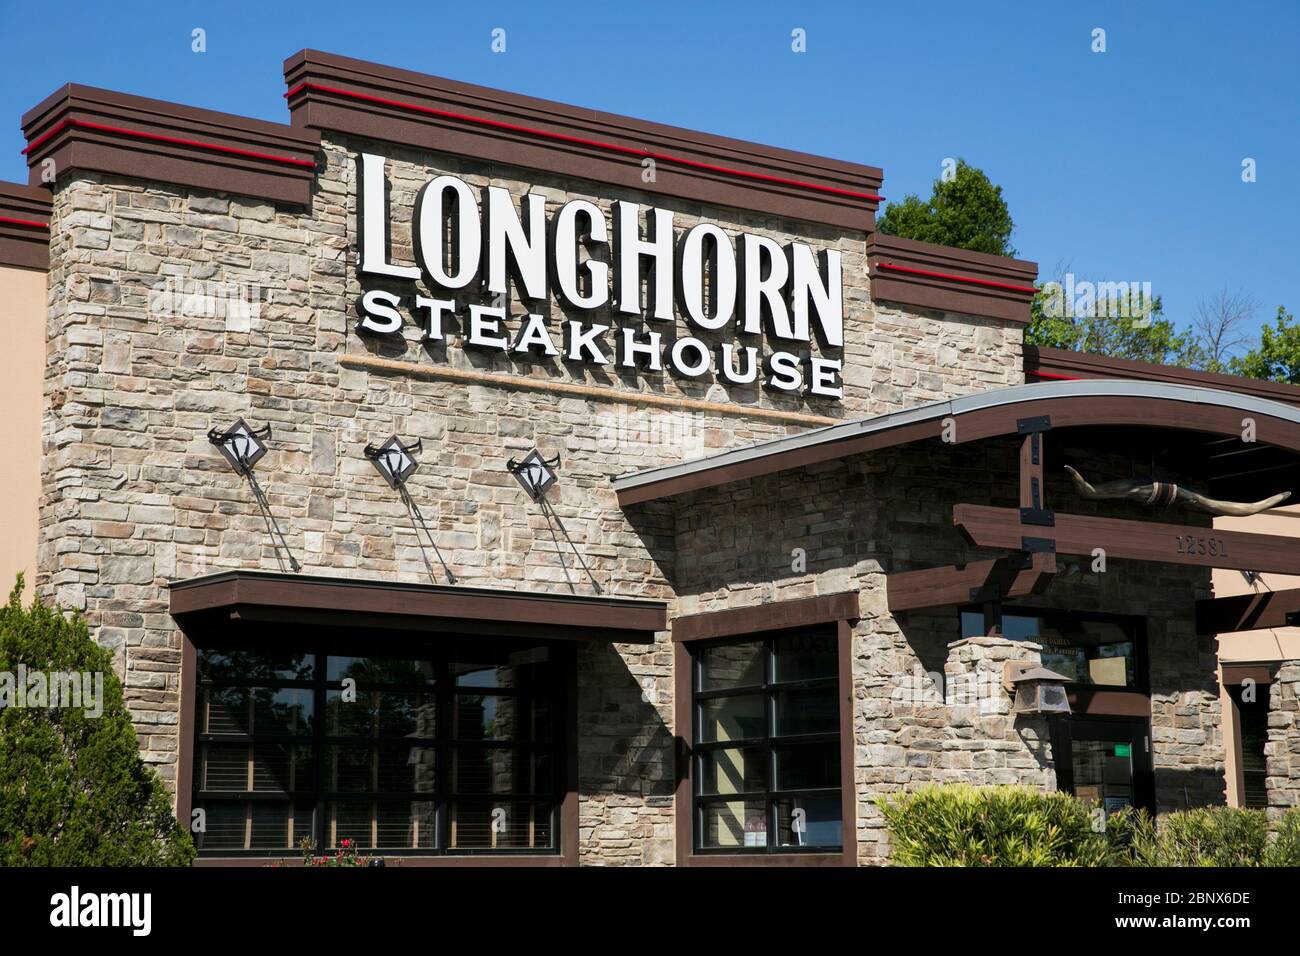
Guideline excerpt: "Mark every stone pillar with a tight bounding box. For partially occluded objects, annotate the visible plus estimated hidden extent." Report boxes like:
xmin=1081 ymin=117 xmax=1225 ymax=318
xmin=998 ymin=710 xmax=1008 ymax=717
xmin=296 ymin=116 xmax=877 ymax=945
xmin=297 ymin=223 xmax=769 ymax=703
xmin=1266 ymin=662 xmax=1300 ymax=817
xmin=943 ymin=634 xmax=1055 ymax=789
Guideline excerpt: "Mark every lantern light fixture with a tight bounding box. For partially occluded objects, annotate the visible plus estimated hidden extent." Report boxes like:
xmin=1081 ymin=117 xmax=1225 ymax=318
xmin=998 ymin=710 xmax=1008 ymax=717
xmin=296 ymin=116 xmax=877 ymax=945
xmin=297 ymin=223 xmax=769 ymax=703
xmin=207 ymin=418 xmax=269 ymax=474
xmin=1004 ymin=661 xmax=1072 ymax=716
xmin=364 ymin=435 xmax=421 ymax=490
xmin=507 ymin=449 xmax=559 ymax=502
xmin=207 ymin=418 xmax=299 ymax=573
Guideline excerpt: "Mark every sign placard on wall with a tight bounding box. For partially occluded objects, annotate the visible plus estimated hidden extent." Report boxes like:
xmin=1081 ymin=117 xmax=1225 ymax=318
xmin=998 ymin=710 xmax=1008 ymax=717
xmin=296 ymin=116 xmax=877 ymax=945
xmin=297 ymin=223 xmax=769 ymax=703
xmin=355 ymin=154 xmax=845 ymax=400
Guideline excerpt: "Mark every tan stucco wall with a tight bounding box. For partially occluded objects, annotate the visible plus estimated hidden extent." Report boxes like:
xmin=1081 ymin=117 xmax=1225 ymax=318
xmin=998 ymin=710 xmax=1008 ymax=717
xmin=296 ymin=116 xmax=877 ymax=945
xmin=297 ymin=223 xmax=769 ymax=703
xmin=1212 ymin=507 xmax=1300 ymax=662
xmin=1213 ymin=507 xmax=1300 ymax=805
xmin=0 ymin=263 xmax=44 ymax=602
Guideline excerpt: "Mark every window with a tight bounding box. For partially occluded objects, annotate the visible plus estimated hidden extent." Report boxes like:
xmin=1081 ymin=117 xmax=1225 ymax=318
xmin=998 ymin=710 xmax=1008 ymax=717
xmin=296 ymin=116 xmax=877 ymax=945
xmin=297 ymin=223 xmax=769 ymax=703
xmin=959 ymin=609 xmax=1144 ymax=689
xmin=191 ymin=643 xmax=560 ymax=855
xmin=691 ymin=628 xmax=842 ymax=853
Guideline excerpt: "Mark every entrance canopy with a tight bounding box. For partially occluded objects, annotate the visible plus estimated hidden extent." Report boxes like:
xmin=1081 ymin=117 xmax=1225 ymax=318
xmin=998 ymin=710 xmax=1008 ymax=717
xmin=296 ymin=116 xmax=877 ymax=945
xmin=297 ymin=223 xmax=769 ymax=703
xmin=613 ymin=379 xmax=1300 ymax=506
xmin=613 ymin=379 xmax=1300 ymax=613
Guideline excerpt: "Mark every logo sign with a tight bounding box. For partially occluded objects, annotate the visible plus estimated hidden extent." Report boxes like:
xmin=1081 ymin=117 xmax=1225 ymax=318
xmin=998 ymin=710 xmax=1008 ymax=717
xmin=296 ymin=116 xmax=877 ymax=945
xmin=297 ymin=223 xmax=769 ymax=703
xmin=355 ymin=154 xmax=845 ymax=400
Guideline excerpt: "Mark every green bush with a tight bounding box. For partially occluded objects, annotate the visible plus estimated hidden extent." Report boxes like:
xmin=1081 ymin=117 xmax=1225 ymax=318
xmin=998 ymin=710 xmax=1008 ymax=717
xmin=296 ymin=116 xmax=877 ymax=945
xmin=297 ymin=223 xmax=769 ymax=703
xmin=880 ymin=784 xmax=1300 ymax=867
xmin=1266 ymin=809 xmax=1300 ymax=866
xmin=1123 ymin=806 xmax=1269 ymax=867
xmin=877 ymin=784 xmax=1111 ymax=866
xmin=0 ymin=578 xmax=194 ymax=865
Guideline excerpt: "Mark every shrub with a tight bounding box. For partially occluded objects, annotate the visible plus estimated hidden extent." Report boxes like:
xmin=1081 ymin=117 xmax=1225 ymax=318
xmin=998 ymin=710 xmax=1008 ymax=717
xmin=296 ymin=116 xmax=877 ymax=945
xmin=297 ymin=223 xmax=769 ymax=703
xmin=1129 ymin=806 xmax=1270 ymax=867
xmin=877 ymin=784 xmax=1111 ymax=866
xmin=0 ymin=578 xmax=194 ymax=865
xmin=880 ymin=784 xmax=1300 ymax=867
xmin=1265 ymin=809 xmax=1300 ymax=867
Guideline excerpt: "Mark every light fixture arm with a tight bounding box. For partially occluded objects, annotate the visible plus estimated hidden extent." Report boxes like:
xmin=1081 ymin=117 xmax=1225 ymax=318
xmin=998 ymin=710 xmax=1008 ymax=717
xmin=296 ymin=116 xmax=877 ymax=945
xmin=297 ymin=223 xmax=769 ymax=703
xmin=244 ymin=467 xmax=301 ymax=574
xmin=397 ymin=482 xmax=457 ymax=586
xmin=537 ymin=494 xmax=603 ymax=595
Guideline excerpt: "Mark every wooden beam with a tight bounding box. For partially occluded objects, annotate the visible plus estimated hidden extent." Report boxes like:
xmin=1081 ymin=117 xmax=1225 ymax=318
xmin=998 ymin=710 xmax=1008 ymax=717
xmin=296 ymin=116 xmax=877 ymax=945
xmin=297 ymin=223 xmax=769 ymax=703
xmin=1196 ymin=588 xmax=1300 ymax=635
xmin=887 ymin=552 xmax=1056 ymax=613
xmin=954 ymin=504 xmax=1300 ymax=576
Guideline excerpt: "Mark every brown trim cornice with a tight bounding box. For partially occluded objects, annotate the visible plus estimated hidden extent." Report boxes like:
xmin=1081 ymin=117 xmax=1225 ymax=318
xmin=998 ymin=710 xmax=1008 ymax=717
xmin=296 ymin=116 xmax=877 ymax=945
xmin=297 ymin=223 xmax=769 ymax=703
xmin=169 ymin=569 xmax=666 ymax=643
xmin=672 ymin=590 xmax=860 ymax=641
xmin=283 ymin=49 xmax=883 ymax=232
xmin=1026 ymin=345 xmax=1300 ymax=408
xmin=0 ymin=181 xmax=50 ymax=270
xmin=868 ymin=233 xmax=1038 ymax=324
xmin=21 ymin=84 xmax=320 ymax=206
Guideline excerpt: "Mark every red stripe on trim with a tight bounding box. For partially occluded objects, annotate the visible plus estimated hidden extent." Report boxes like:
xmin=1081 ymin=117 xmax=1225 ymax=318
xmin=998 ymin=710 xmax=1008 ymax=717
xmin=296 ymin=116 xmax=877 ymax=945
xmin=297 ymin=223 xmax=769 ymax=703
xmin=874 ymin=261 xmax=1037 ymax=294
xmin=0 ymin=215 xmax=49 ymax=230
xmin=285 ymin=82 xmax=883 ymax=204
xmin=22 ymin=118 xmax=316 ymax=168
xmin=1025 ymin=370 xmax=1080 ymax=381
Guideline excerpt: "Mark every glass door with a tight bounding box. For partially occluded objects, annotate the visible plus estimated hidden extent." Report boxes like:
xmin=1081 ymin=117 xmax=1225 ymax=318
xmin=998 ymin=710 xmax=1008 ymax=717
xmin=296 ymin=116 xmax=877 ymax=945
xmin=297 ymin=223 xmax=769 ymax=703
xmin=1050 ymin=716 xmax=1155 ymax=816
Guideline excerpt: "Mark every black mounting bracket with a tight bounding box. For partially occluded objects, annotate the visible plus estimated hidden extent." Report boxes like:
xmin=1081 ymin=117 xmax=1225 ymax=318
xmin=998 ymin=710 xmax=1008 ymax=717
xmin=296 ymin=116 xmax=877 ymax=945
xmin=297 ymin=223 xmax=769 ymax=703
xmin=1017 ymin=415 xmax=1052 ymax=434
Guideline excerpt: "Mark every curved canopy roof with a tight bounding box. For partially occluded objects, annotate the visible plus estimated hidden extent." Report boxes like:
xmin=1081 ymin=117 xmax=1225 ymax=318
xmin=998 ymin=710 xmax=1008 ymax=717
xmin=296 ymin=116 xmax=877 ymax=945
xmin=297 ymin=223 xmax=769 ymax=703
xmin=612 ymin=379 xmax=1300 ymax=506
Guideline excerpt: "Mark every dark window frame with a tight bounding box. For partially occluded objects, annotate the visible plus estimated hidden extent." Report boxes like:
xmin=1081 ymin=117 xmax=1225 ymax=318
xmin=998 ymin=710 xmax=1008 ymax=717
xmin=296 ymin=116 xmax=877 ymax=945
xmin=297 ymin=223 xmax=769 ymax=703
xmin=672 ymin=592 xmax=859 ymax=867
xmin=690 ymin=630 xmax=843 ymax=855
xmin=189 ymin=639 xmax=566 ymax=859
xmin=958 ymin=604 xmax=1150 ymax=695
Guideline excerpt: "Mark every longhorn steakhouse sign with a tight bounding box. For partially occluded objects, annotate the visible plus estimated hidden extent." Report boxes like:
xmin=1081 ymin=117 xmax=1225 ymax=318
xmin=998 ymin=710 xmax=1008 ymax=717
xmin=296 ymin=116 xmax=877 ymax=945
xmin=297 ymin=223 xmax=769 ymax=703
xmin=354 ymin=153 xmax=847 ymax=400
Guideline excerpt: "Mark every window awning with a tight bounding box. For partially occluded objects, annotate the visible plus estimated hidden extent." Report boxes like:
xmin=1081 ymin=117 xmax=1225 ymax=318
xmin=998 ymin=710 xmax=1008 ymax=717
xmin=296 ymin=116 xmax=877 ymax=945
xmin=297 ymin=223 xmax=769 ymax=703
xmin=169 ymin=570 xmax=666 ymax=644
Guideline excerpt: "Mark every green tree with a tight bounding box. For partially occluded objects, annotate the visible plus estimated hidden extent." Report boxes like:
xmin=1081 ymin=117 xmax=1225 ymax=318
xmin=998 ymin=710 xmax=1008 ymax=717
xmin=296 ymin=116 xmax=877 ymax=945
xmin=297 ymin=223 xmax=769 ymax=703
xmin=1229 ymin=306 xmax=1300 ymax=384
xmin=877 ymin=159 xmax=1015 ymax=256
xmin=1026 ymin=287 xmax=1205 ymax=368
xmin=0 ymin=578 xmax=194 ymax=865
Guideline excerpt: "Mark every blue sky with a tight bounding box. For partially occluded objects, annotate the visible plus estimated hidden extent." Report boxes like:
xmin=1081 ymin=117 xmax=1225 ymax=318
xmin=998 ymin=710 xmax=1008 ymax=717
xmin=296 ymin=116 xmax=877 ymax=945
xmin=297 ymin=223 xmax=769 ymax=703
xmin=2 ymin=0 xmax=1296 ymax=348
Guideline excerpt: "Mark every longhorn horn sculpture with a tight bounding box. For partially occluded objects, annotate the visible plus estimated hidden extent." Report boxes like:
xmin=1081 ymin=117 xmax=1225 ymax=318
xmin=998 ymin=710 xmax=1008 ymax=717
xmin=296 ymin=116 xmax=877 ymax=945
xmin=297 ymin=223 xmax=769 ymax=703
xmin=1063 ymin=466 xmax=1290 ymax=517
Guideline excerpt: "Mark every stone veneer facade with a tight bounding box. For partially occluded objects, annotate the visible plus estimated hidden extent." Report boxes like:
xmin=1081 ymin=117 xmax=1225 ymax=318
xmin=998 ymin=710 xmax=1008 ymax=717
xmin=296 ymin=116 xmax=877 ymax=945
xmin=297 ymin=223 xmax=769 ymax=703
xmin=29 ymin=63 xmax=1266 ymax=865
xmin=36 ymin=127 xmax=1023 ymax=865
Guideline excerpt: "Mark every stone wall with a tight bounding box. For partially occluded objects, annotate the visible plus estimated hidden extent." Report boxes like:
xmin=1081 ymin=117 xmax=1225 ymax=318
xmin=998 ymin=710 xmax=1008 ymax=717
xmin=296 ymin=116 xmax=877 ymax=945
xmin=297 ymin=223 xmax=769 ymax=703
xmin=37 ymin=136 xmax=1024 ymax=864
xmin=1267 ymin=662 xmax=1300 ymax=815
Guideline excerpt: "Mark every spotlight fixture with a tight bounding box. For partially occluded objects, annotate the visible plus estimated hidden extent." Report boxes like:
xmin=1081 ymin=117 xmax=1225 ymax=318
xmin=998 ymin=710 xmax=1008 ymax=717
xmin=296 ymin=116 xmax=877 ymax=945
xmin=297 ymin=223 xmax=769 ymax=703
xmin=507 ymin=449 xmax=559 ymax=502
xmin=364 ymin=435 xmax=456 ymax=586
xmin=207 ymin=418 xmax=299 ymax=573
xmin=364 ymin=435 xmax=421 ymax=490
xmin=505 ymin=449 xmax=601 ymax=595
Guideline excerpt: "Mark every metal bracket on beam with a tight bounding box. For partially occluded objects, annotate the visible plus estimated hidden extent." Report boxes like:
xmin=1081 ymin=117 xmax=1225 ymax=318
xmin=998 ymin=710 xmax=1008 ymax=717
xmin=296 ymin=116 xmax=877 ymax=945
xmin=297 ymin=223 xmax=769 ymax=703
xmin=1017 ymin=415 xmax=1052 ymax=435
xmin=1020 ymin=506 xmax=1056 ymax=526
xmin=1020 ymin=536 xmax=1057 ymax=554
